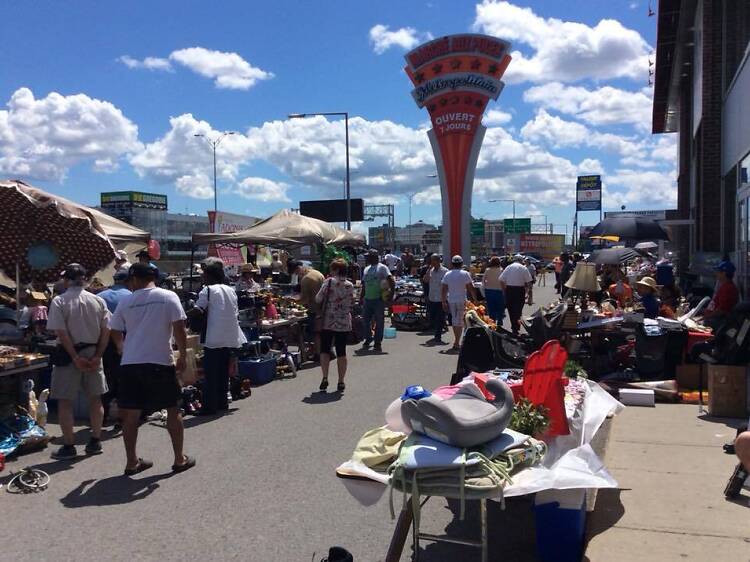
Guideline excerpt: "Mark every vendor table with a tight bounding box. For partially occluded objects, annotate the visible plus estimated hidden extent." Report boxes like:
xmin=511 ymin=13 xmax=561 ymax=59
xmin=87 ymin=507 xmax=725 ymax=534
xmin=260 ymin=317 xmax=310 ymax=363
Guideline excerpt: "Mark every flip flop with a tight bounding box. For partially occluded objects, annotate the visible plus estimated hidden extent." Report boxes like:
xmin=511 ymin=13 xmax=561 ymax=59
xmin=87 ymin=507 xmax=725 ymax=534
xmin=172 ymin=455 xmax=196 ymax=473
xmin=124 ymin=458 xmax=153 ymax=476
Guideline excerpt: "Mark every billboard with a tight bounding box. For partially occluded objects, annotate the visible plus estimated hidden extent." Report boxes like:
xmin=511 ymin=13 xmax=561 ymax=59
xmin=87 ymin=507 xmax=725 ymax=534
xmin=207 ymin=211 xmax=260 ymax=265
xmin=101 ymin=191 xmax=168 ymax=210
xmin=576 ymin=175 xmax=601 ymax=211
xmin=604 ymin=210 xmax=667 ymax=220
xmin=299 ymin=198 xmax=365 ymax=223
xmin=405 ymin=34 xmax=512 ymax=262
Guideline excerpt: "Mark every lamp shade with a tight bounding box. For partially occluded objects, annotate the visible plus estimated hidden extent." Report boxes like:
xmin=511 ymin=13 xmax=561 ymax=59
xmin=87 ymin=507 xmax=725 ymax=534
xmin=565 ymin=262 xmax=600 ymax=293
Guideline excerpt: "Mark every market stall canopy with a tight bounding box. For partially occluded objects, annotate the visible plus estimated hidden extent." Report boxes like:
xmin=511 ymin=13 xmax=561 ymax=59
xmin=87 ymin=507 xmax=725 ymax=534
xmin=0 ymin=180 xmax=147 ymax=283
xmin=586 ymin=247 xmax=640 ymax=265
xmin=192 ymin=209 xmax=365 ymax=248
xmin=588 ymin=217 xmax=670 ymax=242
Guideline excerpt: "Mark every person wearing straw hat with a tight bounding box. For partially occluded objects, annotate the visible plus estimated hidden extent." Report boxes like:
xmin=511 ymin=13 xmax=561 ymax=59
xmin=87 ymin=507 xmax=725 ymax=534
xmin=635 ymin=276 xmax=660 ymax=319
xmin=235 ymin=263 xmax=260 ymax=292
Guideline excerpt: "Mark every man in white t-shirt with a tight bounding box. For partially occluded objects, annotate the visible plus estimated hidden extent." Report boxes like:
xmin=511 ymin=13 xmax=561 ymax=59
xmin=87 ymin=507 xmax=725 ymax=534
xmin=194 ymin=257 xmax=246 ymax=415
xmin=441 ymin=255 xmax=477 ymax=352
xmin=383 ymin=250 xmax=401 ymax=275
xmin=109 ymin=263 xmax=195 ymax=476
xmin=500 ymin=256 xmax=533 ymax=335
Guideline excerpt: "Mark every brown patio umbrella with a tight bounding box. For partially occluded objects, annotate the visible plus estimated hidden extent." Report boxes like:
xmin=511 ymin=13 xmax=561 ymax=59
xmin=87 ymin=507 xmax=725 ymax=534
xmin=0 ymin=180 xmax=116 ymax=284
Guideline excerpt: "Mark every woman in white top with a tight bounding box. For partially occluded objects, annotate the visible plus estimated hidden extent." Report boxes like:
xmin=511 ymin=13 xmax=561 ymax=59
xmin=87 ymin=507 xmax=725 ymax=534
xmin=482 ymin=256 xmax=505 ymax=325
xmin=195 ymin=258 xmax=247 ymax=415
xmin=315 ymin=259 xmax=353 ymax=393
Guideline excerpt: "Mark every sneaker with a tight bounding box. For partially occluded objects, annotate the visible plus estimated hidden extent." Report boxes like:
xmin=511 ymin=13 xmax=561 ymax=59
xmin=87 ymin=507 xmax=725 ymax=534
xmin=724 ymin=463 xmax=749 ymax=498
xmin=360 ymin=341 xmax=371 ymax=350
xmin=85 ymin=438 xmax=103 ymax=455
xmin=51 ymin=444 xmax=77 ymax=460
xmin=373 ymin=344 xmax=382 ymax=352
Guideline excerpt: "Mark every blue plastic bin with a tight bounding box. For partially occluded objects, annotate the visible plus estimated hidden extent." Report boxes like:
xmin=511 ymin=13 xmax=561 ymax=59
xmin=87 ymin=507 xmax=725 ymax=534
xmin=384 ymin=326 xmax=397 ymax=339
xmin=534 ymin=500 xmax=586 ymax=562
xmin=238 ymin=357 xmax=277 ymax=385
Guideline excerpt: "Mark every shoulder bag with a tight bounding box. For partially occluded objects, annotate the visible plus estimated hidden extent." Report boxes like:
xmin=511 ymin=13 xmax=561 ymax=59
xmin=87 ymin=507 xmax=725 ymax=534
xmin=199 ymin=286 xmax=211 ymax=344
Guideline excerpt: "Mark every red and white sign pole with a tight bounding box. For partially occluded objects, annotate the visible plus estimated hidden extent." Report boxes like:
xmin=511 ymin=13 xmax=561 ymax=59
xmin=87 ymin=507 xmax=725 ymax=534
xmin=405 ymin=34 xmax=512 ymax=261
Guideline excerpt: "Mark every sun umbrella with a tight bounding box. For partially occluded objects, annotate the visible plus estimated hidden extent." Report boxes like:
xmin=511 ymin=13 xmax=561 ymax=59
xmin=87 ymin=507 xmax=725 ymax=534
xmin=634 ymin=241 xmax=658 ymax=250
xmin=587 ymin=247 xmax=640 ymax=265
xmin=588 ymin=217 xmax=670 ymax=241
xmin=0 ymin=180 xmax=116 ymax=284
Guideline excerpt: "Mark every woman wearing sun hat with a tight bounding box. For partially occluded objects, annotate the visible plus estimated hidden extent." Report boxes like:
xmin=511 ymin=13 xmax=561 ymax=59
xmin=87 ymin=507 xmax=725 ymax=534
xmin=635 ymin=276 xmax=660 ymax=319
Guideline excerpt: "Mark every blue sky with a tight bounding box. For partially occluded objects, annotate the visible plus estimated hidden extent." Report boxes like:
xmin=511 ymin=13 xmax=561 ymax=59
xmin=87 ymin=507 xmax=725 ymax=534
xmin=0 ymin=0 xmax=675 ymax=238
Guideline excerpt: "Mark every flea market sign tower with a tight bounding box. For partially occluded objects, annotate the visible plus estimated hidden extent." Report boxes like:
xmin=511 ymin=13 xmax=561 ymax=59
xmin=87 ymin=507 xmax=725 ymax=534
xmin=405 ymin=34 xmax=512 ymax=261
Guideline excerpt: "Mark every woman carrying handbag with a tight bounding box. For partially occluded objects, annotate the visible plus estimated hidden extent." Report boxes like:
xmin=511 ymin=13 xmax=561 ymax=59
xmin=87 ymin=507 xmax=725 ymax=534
xmin=314 ymin=259 xmax=354 ymax=393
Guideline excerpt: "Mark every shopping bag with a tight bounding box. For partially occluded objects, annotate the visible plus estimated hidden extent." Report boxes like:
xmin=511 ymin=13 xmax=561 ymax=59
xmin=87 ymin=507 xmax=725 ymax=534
xmin=176 ymin=349 xmax=199 ymax=386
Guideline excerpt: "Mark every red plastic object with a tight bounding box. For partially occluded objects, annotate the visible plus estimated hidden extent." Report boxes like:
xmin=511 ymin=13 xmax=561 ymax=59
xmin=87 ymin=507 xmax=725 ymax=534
xmin=0 ymin=452 xmax=4 ymax=472
xmin=391 ymin=304 xmax=414 ymax=314
xmin=521 ymin=340 xmax=570 ymax=437
xmin=147 ymin=239 xmax=161 ymax=260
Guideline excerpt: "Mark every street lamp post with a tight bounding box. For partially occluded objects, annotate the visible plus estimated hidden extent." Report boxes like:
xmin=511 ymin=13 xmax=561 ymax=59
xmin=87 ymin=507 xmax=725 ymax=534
xmin=194 ymin=131 xmax=236 ymax=214
xmin=488 ymin=199 xmax=516 ymax=221
xmin=406 ymin=192 xmax=417 ymax=250
xmin=289 ymin=112 xmax=351 ymax=229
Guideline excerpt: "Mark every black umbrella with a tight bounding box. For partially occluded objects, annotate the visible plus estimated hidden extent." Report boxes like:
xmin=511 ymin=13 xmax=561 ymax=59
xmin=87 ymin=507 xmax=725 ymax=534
xmin=587 ymin=247 xmax=640 ymax=265
xmin=588 ymin=217 xmax=670 ymax=241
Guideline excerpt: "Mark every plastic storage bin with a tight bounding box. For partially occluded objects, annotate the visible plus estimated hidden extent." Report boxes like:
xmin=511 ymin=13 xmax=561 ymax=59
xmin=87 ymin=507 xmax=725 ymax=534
xmin=238 ymin=357 xmax=277 ymax=385
xmin=384 ymin=327 xmax=397 ymax=339
xmin=534 ymin=489 xmax=586 ymax=562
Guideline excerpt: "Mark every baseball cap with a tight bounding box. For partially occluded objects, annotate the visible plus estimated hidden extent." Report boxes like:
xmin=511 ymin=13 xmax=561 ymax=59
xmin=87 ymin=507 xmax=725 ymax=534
xmin=136 ymin=249 xmax=150 ymax=259
xmin=61 ymin=263 xmax=87 ymax=280
xmin=714 ymin=260 xmax=736 ymax=275
xmin=128 ymin=262 xmax=159 ymax=280
xmin=451 ymin=255 xmax=463 ymax=264
xmin=113 ymin=266 xmax=130 ymax=282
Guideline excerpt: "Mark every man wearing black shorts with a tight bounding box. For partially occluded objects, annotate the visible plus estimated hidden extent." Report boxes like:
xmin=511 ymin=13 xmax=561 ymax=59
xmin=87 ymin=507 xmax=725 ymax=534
xmin=109 ymin=263 xmax=195 ymax=476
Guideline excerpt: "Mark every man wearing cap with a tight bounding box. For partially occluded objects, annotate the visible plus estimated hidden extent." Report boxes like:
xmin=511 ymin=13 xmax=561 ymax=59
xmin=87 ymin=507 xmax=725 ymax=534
xmin=499 ymin=256 xmax=533 ymax=335
xmin=441 ymin=255 xmax=477 ymax=352
xmin=97 ymin=268 xmax=132 ymax=424
xmin=361 ymin=249 xmax=394 ymax=352
xmin=46 ymin=264 xmax=111 ymax=459
xmin=109 ymin=263 xmax=195 ymax=475
xmin=704 ymin=260 xmax=739 ymax=329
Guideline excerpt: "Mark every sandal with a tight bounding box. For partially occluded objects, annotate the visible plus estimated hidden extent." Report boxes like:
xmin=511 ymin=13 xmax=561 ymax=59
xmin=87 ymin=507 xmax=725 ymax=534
xmin=337 ymin=382 xmax=346 ymax=393
xmin=172 ymin=455 xmax=196 ymax=473
xmin=319 ymin=378 xmax=329 ymax=392
xmin=124 ymin=458 xmax=153 ymax=476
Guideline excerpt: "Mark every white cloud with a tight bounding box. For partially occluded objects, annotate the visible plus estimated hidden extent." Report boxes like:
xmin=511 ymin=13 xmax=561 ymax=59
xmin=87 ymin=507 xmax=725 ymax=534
xmin=578 ymin=158 xmax=605 ymax=175
xmin=176 ymin=173 xmax=213 ymax=199
xmin=169 ymin=47 xmax=273 ymax=90
xmin=369 ymin=24 xmax=433 ymax=54
xmin=520 ymin=109 xmax=643 ymax=159
xmin=472 ymin=0 xmax=651 ymax=83
xmin=117 ymin=55 xmax=173 ymax=72
xmin=0 ymin=87 xmax=141 ymax=181
xmin=523 ymin=82 xmax=652 ymax=131
xmin=605 ymin=168 xmax=677 ymax=208
xmin=483 ymin=109 xmax=513 ymax=126
xmin=235 ymin=177 xmax=290 ymax=202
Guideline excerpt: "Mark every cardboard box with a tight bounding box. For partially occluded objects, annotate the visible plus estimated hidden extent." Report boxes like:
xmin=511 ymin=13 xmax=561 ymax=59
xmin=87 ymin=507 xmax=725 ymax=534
xmin=676 ymin=364 xmax=707 ymax=390
xmin=707 ymin=365 xmax=748 ymax=418
xmin=618 ymin=388 xmax=656 ymax=407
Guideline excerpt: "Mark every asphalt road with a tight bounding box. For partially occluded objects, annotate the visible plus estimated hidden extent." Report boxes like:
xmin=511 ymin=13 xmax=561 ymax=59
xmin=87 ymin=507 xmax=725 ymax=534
xmin=2 ymin=277 xmax=559 ymax=562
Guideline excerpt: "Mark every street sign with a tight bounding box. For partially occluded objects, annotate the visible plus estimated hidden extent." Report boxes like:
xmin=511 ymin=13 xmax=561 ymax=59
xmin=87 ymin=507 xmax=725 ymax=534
xmin=503 ymin=218 xmax=531 ymax=233
xmin=576 ymin=175 xmax=602 ymax=211
xmin=470 ymin=219 xmax=485 ymax=236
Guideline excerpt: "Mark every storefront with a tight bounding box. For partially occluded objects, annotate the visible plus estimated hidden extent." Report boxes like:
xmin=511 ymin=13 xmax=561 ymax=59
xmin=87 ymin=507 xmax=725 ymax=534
xmin=737 ymin=153 xmax=750 ymax=299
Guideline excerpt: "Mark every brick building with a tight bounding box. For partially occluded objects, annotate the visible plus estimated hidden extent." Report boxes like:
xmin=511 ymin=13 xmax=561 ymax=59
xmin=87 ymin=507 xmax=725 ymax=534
xmin=652 ymin=0 xmax=750 ymax=295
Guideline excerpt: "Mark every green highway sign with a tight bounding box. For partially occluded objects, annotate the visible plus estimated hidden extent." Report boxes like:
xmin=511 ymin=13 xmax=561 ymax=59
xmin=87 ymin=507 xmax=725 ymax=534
xmin=471 ymin=219 xmax=485 ymax=236
xmin=503 ymin=218 xmax=531 ymax=234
